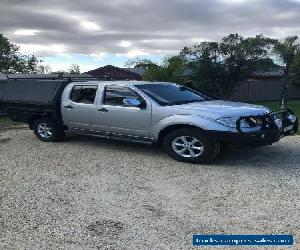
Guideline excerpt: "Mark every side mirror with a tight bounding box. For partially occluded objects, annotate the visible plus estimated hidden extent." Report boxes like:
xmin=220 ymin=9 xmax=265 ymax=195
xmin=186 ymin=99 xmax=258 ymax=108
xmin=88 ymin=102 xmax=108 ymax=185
xmin=123 ymin=98 xmax=141 ymax=108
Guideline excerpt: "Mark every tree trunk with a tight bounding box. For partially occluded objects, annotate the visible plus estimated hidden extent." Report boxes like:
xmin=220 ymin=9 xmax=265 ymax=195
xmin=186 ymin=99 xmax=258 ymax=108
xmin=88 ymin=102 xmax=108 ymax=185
xmin=281 ymin=67 xmax=289 ymax=111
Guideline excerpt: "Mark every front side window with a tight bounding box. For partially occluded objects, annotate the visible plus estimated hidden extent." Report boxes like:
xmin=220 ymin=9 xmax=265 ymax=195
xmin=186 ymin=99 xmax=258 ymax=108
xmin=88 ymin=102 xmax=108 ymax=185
xmin=70 ymin=85 xmax=98 ymax=104
xmin=104 ymin=85 xmax=141 ymax=106
xmin=135 ymin=83 xmax=210 ymax=106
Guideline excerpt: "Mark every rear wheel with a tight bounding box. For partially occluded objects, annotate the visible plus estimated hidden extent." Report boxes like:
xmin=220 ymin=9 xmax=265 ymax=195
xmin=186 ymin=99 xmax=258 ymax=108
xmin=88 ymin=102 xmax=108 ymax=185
xmin=33 ymin=117 xmax=65 ymax=142
xmin=162 ymin=128 xmax=220 ymax=164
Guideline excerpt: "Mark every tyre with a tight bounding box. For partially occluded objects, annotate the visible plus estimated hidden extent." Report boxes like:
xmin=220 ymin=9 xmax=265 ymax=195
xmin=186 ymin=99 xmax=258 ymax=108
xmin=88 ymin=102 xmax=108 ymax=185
xmin=33 ymin=117 xmax=65 ymax=142
xmin=162 ymin=128 xmax=220 ymax=164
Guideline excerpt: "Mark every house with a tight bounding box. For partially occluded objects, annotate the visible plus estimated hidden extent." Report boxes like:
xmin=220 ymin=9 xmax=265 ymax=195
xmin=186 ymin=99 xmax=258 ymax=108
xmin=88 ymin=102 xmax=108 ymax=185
xmin=86 ymin=65 xmax=144 ymax=81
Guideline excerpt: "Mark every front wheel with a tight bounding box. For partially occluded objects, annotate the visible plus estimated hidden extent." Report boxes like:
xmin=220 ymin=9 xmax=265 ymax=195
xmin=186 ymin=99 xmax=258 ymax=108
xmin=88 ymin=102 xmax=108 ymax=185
xmin=162 ymin=128 xmax=220 ymax=164
xmin=33 ymin=117 xmax=65 ymax=142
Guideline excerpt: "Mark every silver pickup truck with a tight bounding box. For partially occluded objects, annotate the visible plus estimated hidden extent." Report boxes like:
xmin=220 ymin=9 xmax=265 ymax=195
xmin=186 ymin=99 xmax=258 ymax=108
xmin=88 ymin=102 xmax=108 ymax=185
xmin=1 ymin=80 xmax=298 ymax=163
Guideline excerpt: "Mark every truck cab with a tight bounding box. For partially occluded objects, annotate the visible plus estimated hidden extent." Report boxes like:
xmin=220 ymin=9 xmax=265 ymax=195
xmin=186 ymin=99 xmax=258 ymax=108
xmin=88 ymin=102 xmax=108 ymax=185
xmin=61 ymin=82 xmax=153 ymax=140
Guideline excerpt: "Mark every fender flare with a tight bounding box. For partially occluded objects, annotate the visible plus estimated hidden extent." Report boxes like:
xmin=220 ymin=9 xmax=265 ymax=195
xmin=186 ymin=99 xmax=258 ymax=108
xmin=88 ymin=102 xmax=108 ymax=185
xmin=153 ymin=114 xmax=232 ymax=141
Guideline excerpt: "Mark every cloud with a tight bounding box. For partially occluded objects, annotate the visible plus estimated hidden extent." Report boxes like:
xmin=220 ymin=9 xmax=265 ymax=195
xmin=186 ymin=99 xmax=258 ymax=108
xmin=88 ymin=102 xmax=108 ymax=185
xmin=126 ymin=49 xmax=149 ymax=58
xmin=14 ymin=29 xmax=40 ymax=36
xmin=119 ymin=41 xmax=131 ymax=48
xmin=1 ymin=0 xmax=300 ymax=58
xmin=80 ymin=20 xmax=101 ymax=32
xmin=18 ymin=43 xmax=68 ymax=56
xmin=90 ymin=52 xmax=108 ymax=61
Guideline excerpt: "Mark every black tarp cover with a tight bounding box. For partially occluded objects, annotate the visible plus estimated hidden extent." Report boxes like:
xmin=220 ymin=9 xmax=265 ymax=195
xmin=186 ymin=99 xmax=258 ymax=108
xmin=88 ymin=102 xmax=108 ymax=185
xmin=0 ymin=80 xmax=7 ymax=99
xmin=0 ymin=80 xmax=68 ymax=105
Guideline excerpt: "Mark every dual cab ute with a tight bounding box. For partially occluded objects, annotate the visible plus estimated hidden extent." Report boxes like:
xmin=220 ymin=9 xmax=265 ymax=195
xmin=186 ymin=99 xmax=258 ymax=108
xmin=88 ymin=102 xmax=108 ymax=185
xmin=0 ymin=80 xmax=298 ymax=163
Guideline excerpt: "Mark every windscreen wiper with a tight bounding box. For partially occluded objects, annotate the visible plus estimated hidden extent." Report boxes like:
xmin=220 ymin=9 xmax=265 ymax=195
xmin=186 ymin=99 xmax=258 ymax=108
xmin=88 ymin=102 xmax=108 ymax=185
xmin=170 ymin=99 xmax=204 ymax=105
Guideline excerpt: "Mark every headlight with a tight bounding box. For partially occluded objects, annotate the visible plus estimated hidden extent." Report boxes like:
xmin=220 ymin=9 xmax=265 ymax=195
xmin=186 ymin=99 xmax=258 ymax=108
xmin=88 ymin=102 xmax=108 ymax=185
xmin=216 ymin=117 xmax=251 ymax=128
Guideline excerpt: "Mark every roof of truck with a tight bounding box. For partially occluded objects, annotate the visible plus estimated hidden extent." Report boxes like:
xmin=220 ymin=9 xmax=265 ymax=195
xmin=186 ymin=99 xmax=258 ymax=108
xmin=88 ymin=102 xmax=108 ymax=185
xmin=0 ymin=73 xmax=95 ymax=80
xmin=72 ymin=81 xmax=173 ymax=86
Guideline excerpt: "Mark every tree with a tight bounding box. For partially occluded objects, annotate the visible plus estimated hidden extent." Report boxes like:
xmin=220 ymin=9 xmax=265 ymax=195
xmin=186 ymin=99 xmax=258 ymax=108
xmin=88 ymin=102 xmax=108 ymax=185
xmin=181 ymin=41 xmax=225 ymax=95
xmin=0 ymin=34 xmax=38 ymax=73
xmin=68 ymin=64 xmax=80 ymax=74
xmin=125 ymin=57 xmax=157 ymax=69
xmin=181 ymin=34 xmax=276 ymax=97
xmin=273 ymin=36 xmax=300 ymax=110
xmin=36 ymin=63 xmax=52 ymax=74
xmin=220 ymin=34 xmax=275 ymax=82
xmin=126 ymin=55 xmax=187 ymax=83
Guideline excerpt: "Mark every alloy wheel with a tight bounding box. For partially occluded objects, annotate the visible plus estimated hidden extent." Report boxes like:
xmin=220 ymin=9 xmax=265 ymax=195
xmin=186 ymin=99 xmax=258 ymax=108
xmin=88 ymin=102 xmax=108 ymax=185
xmin=171 ymin=136 xmax=204 ymax=158
xmin=37 ymin=123 xmax=53 ymax=139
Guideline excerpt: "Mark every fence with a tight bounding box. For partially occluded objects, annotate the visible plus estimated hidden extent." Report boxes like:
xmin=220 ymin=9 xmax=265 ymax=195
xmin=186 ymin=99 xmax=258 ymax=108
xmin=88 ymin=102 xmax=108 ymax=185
xmin=230 ymin=79 xmax=300 ymax=102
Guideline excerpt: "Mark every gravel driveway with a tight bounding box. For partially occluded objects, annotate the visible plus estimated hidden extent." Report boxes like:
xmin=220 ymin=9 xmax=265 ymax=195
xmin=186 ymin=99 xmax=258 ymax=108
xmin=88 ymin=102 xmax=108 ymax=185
xmin=0 ymin=128 xmax=299 ymax=249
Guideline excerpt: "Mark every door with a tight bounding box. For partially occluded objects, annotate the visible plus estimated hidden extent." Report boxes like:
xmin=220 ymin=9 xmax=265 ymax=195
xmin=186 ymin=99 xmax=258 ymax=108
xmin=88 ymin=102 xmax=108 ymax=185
xmin=96 ymin=85 xmax=152 ymax=138
xmin=62 ymin=84 xmax=100 ymax=130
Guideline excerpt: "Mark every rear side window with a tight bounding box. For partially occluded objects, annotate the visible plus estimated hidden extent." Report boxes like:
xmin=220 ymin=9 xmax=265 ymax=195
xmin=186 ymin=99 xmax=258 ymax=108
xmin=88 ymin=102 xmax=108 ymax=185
xmin=104 ymin=85 xmax=140 ymax=106
xmin=70 ymin=85 xmax=98 ymax=104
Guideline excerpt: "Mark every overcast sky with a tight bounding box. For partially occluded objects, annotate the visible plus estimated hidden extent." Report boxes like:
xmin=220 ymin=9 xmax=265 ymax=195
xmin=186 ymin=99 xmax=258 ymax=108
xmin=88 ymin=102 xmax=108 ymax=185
xmin=1 ymin=0 xmax=300 ymax=72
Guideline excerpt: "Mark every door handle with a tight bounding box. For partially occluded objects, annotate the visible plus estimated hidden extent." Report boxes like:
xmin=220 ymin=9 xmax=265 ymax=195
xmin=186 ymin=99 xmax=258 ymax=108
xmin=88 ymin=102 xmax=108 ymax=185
xmin=97 ymin=108 xmax=109 ymax=112
xmin=64 ymin=105 xmax=74 ymax=109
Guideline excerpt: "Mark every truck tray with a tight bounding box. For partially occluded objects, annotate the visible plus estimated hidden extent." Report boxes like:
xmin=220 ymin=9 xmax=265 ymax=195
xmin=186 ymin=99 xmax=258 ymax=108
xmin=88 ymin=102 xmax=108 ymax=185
xmin=0 ymin=79 xmax=69 ymax=121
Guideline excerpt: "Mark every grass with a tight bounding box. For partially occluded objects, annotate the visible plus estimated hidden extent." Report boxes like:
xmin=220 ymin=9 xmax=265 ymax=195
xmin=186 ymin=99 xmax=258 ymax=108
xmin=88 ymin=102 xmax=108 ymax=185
xmin=254 ymin=99 xmax=300 ymax=134
xmin=0 ymin=116 xmax=24 ymax=128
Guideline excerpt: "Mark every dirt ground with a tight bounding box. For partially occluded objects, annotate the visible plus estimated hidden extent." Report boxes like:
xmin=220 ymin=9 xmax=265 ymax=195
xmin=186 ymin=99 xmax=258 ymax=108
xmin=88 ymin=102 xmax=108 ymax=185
xmin=0 ymin=128 xmax=299 ymax=249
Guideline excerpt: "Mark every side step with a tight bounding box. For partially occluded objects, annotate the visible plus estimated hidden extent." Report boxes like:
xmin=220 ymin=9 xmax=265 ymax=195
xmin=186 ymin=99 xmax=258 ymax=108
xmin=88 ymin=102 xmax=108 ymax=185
xmin=68 ymin=128 xmax=155 ymax=145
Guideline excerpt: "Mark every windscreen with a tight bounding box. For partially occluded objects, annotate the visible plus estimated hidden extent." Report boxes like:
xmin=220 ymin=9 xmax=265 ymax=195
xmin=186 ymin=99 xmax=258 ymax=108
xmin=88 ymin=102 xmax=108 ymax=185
xmin=135 ymin=83 xmax=210 ymax=106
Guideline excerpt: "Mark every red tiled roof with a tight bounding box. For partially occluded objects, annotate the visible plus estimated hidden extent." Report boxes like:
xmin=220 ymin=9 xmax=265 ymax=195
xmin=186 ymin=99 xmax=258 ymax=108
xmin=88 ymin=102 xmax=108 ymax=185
xmin=87 ymin=65 xmax=142 ymax=80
